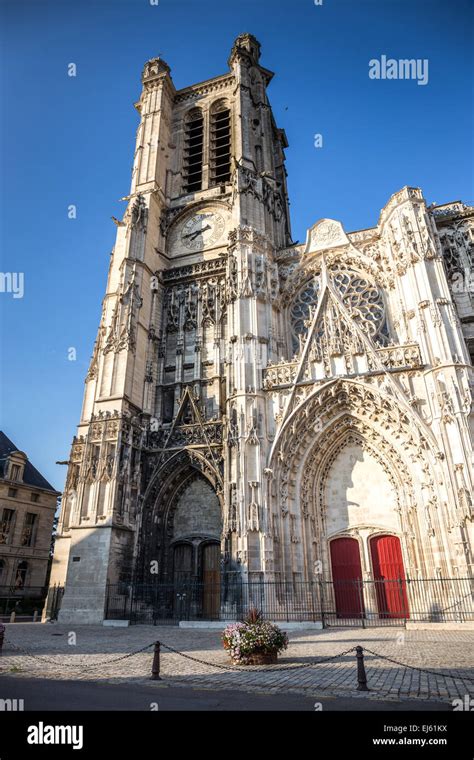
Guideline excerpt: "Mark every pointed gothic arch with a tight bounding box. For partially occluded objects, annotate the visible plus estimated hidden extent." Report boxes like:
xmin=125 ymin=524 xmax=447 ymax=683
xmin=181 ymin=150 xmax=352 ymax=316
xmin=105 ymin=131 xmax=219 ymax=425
xmin=268 ymin=377 xmax=451 ymax=581
xmin=298 ymin=420 xmax=415 ymax=584
xmin=135 ymin=448 xmax=224 ymax=585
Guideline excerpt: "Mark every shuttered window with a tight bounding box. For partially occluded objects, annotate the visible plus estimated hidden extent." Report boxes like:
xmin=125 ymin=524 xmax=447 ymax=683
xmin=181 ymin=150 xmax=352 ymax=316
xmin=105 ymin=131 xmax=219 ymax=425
xmin=209 ymin=104 xmax=231 ymax=186
xmin=183 ymin=109 xmax=204 ymax=192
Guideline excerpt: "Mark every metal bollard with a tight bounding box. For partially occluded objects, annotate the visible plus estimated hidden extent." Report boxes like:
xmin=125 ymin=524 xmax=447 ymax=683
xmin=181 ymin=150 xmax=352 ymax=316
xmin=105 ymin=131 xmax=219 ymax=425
xmin=356 ymin=645 xmax=369 ymax=691
xmin=0 ymin=623 xmax=5 ymax=655
xmin=33 ymin=610 xmax=38 ymax=623
xmin=150 ymin=641 xmax=162 ymax=681
xmin=9 ymin=611 xmax=15 ymax=624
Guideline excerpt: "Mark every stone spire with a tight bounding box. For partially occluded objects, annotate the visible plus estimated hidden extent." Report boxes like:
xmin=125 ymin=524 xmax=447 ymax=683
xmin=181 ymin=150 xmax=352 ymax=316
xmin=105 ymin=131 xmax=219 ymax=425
xmin=228 ymin=33 xmax=261 ymax=67
xmin=141 ymin=56 xmax=171 ymax=84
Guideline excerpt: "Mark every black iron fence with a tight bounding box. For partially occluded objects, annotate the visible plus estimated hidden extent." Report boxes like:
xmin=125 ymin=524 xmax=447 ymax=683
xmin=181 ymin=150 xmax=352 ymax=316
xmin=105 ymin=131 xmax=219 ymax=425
xmin=13 ymin=577 xmax=470 ymax=626
xmin=43 ymin=584 xmax=64 ymax=622
xmin=0 ymin=585 xmax=47 ymax=621
xmin=104 ymin=576 xmax=473 ymax=627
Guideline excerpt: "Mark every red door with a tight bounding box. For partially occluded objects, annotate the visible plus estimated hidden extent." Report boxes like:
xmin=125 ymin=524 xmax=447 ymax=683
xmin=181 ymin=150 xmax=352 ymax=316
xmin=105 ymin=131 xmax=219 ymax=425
xmin=330 ymin=537 xmax=364 ymax=618
xmin=370 ymin=535 xmax=409 ymax=619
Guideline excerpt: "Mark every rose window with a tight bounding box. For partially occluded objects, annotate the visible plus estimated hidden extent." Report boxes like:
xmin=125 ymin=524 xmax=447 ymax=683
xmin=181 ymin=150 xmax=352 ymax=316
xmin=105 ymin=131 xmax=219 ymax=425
xmin=290 ymin=267 xmax=388 ymax=353
xmin=289 ymin=280 xmax=320 ymax=351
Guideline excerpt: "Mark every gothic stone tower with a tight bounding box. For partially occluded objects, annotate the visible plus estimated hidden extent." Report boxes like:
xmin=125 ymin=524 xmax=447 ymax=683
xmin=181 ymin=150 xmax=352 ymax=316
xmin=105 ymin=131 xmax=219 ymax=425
xmin=52 ymin=34 xmax=292 ymax=622
xmin=51 ymin=35 xmax=473 ymax=624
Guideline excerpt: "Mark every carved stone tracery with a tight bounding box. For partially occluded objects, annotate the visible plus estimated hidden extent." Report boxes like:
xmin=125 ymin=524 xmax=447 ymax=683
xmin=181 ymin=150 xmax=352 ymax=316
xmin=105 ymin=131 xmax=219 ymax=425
xmin=288 ymin=264 xmax=389 ymax=354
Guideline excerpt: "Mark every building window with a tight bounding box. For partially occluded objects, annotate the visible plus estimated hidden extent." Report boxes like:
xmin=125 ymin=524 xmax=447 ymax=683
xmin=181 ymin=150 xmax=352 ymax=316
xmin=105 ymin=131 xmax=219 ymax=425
xmin=10 ymin=464 xmax=21 ymax=481
xmin=15 ymin=561 xmax=28 ymax=590
xmin=183 ymin=108 xmax=204 ymax=193
xmin=116 ymin=484 xmax=124 ymax=517
xmin=468 ymin=340 xmax=474 ymax=366
xmin=289 ymin=266 xmax=389 ymax=354
xmin=81 ymin=484 xmax=91 ymax=518
xmin=8 ymin=487 xmax=17 ymax=498
xmin=209 ymin=102 xmax=231 ymax=187
xmin=0 ymin=508 xmax=15 ymax=544
xmin=21 ymin=513 xmax=38 ymax=547
xmin=289 ymin=279 xmax=320 ymax=354
xmin=130 ymin=487 xmax=138 ymax=519
xmin=62 ymin=494 xmax=73 ymax=531
xmin=96 ymin=482 xmax=107 ymax=518
xmin=30 ymin=493 xmax=40 ymax=503
xmin=162 ymin=388 xmax=175 ymax=423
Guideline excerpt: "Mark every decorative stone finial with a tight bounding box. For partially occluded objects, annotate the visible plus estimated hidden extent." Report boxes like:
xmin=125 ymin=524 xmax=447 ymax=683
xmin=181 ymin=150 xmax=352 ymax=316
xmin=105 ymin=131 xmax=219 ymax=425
xmin=228 ymin=33 xmax=261 ymax=67
xmin=142 ymin=56 xmax=171 ymax=83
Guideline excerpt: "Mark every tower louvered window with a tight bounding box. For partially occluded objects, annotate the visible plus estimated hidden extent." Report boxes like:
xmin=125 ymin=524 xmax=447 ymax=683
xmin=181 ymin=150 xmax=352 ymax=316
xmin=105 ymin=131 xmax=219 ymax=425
xmin=210 ymin=103 xmax=231 ymax=186
xmin=183 ymin=109 xmax=204 ymax=192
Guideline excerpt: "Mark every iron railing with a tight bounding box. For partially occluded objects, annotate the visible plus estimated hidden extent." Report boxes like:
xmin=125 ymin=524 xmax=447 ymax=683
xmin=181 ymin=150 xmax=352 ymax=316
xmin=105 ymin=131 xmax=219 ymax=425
xmin=104 ymin=577 xmax=473 ymax=627
xmin=0 ymin=585 xmax=48 ymax=621
xmin=43 ymin=584 xmax=64 ymax=621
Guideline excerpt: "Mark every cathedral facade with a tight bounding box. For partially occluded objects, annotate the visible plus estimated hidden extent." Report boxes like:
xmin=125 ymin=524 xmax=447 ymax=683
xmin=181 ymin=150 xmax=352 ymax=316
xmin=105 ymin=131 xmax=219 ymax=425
xmin=50 ymin=35 xmax=474 ymax=623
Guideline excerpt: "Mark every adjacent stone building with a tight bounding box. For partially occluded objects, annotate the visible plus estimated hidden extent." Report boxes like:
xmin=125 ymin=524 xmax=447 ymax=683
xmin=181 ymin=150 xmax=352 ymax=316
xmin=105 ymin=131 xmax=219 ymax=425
xmin=0 ymin=432 xmax=59 ymax=592
xmin=50 ymin=34 xmax=474 ymax=623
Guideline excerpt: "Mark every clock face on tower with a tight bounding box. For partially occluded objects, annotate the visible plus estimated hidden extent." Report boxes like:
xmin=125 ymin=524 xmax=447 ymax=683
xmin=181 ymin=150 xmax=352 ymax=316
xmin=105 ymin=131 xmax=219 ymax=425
xmin=179 ymin=211 xmax=226 ymax=251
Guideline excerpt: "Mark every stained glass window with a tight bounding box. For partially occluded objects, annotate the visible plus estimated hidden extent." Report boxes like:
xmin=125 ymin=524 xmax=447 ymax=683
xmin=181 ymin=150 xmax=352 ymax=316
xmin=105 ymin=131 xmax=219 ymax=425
xmin=289 ymin=267 xmax=388 ymax=354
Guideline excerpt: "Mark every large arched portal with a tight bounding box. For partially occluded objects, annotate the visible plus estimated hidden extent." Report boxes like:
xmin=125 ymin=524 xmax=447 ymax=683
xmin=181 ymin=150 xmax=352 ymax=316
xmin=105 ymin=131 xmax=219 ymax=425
xmin=270 ymin=379 xmax=442 ymax=587
xmin=136 ymin=454 xmax=224 ymax=619
xmin=267 ymin=377 xmax=450 ymax=625
xmin=140 ymin=470 xmax=223 ymax=582
xmin=171 ymin=475 xmax=222 ymax=618
xmin=322 ymin=437 xmax=408 ymax=621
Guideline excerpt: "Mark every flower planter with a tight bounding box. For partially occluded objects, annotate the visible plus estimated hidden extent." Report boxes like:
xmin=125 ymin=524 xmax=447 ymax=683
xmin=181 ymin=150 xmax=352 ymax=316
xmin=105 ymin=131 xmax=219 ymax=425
xmin=233 ymin=651 xmax=278 ymax=666
xmin=222 ymin=613 xmax=288 ymax=666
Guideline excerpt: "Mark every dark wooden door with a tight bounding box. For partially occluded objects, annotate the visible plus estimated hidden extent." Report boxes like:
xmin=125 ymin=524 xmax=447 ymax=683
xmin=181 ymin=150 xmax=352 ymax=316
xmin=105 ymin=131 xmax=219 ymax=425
xmin=173 ymin=543 xmax=193 ymax=585
xmin=202 ymin=543 xmax=220 ymax=619
xmin=173 ymin=543 xmax=193 ymax=618
xmin=330 ymin=537 xmax=364 ymax=618
xmin=370 ymin=535 xmax=409 ymax=618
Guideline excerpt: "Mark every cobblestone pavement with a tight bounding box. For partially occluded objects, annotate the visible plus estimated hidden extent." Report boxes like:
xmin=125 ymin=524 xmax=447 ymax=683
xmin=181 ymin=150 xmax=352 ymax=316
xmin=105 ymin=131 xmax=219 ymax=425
xmin=1 ymin=623 xmax=473 ymax=706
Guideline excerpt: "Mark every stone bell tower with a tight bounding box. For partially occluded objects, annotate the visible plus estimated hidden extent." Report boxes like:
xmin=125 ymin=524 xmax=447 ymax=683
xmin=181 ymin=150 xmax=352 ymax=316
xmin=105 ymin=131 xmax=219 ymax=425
xmin=50 ymin=34 xmax=292 ymax=622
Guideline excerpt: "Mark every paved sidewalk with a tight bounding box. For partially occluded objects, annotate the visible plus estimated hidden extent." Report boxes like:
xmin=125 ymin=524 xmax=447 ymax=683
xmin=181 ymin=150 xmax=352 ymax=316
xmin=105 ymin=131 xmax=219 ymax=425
xmin=1 ymin=623 xmax=473 ymax=706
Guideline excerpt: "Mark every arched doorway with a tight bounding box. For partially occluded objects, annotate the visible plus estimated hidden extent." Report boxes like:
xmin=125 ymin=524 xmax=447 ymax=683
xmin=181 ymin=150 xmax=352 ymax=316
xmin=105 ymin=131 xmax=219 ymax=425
xmin=330 ymin=537 xmax=364 ymax=618
xmin=171 ymin=474 xmax=222 ymax=619
xmin=370 ymin=535 xmax=409 ymax=618
xmin=138 ymin=463 xmax=223 ymax=619
xmin=172 ymin=539 xmax=221 ymax=619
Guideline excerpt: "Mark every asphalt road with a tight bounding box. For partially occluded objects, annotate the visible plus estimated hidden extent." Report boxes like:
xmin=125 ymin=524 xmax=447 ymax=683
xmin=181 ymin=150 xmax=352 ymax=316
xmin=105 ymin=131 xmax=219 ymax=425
xmin=0 ymin=676 xmax=451 ymax=711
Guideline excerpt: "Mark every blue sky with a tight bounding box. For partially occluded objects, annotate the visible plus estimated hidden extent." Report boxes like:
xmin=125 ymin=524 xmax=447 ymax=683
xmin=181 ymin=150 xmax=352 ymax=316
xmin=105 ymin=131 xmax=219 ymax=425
xmin=0 ymin=0 xmax=472 ymax=490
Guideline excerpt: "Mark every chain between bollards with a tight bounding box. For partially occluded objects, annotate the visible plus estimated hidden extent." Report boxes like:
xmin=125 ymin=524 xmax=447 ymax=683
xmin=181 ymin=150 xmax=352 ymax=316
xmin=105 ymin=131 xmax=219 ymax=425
xmin=356 ymin=645 xmax=369 ymax=691
xmin=150 ymin=640 xmax=162 ymax=680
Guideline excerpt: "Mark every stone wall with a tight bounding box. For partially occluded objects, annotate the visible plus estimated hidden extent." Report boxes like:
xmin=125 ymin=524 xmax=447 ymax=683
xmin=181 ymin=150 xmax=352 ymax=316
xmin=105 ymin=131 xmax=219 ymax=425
xmin=173 ymin=477 xmax=221 ymax=540
xmin=324 ymin=442 xmax=398 ymax=537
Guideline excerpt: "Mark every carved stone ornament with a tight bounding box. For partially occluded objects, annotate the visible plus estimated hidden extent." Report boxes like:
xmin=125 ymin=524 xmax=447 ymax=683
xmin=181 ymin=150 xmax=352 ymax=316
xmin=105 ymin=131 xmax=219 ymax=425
xmin=305 ymin=219 xmax=349 ymax=254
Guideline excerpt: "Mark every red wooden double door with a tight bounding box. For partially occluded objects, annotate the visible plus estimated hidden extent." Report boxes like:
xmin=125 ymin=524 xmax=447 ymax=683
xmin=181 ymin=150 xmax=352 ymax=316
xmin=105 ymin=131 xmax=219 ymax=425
xmin=330 ymin=535 xmax=409 ymax=619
